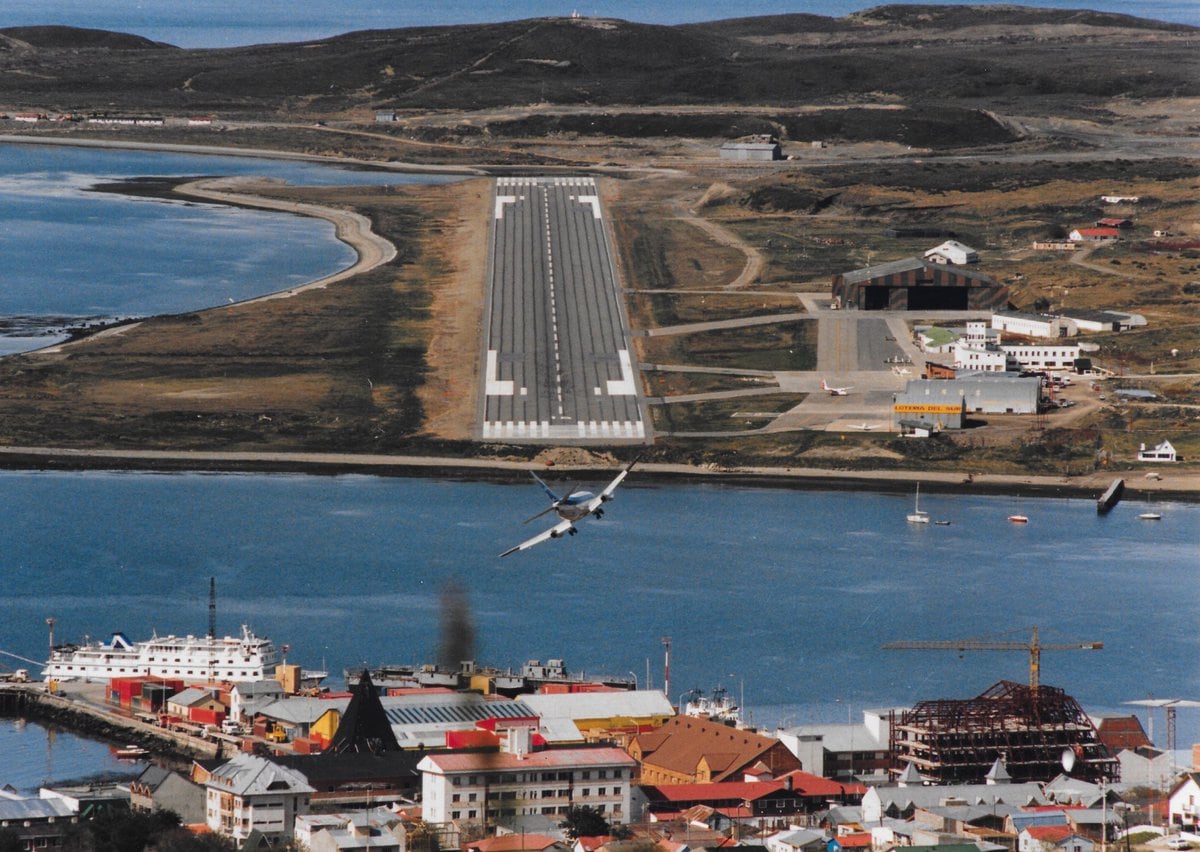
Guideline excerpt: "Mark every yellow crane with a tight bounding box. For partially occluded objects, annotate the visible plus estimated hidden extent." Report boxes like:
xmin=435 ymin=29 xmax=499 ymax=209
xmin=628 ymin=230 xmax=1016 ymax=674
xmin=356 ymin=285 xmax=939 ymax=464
xmin=882 ymin=625 xmax=1102 ymax=691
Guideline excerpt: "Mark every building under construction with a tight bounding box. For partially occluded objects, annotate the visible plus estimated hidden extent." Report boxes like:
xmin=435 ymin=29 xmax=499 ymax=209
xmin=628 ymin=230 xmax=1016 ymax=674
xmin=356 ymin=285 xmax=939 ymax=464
xmin=889 ymin=680 xmax=1119 ymax=784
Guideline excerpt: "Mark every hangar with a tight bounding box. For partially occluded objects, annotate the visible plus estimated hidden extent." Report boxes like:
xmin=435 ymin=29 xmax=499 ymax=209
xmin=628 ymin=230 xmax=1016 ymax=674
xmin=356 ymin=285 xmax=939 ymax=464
xmin=832 ymin=257 xmax=1009 ymax=311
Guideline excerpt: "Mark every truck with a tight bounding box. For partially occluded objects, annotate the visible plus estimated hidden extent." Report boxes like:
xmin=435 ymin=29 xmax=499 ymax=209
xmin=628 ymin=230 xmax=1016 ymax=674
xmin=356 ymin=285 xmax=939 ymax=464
xmin=0 ymin=669 xmax=29 ymax=683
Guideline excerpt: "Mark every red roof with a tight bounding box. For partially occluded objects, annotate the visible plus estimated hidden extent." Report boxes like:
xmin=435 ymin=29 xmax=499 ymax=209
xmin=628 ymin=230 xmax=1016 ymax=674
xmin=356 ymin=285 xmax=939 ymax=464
xmin=1074 ymin=227 xmax=1120 ymax=237
xmin=651 ymin=780 xmax=796 ymax=802
xmin=468 ymin=834 xmax=562 ymax=852
xmin=575 ymin=836 xmax=613 ymax=852
xmin=779 ymin=769 xmax=867 ymax=797
xmin=836 ymin=833 xmax=872 ymax=848
xmin=1026 ymin=826 xmax=1076 ymax=842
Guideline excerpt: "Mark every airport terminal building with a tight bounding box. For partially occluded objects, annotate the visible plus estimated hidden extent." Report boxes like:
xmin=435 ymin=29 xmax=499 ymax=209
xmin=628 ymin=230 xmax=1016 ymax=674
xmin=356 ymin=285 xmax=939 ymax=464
xmin=832 ymin=257 xmax=1009 ymax=311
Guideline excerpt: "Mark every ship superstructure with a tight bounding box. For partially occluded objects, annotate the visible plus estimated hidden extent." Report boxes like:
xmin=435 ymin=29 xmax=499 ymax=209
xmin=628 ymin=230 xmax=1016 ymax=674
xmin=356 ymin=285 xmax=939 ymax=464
xmin=44 ymin=625 xmax=281 ymax=684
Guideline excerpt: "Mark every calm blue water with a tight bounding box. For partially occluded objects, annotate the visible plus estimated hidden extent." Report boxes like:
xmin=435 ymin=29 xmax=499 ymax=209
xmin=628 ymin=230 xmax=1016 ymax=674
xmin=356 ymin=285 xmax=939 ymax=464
xmin=0 ymin=144 xmax=454 ymax=353
xmin=0 ymin=720 xmax=142 ymax=793
xmin=0 ymin=470 xmax=1197 ymax=789
xmin=0 ymin=0 xmax=1193 ymax=46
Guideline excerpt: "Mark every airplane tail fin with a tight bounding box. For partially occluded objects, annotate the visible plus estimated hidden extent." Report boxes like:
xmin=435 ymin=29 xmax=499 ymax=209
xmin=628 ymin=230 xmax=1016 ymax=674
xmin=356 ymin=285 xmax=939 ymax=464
xmin=820 ymin=380 xmax=829 ymax=390
xmin=529 ymin=471 xmax=561 ymax=503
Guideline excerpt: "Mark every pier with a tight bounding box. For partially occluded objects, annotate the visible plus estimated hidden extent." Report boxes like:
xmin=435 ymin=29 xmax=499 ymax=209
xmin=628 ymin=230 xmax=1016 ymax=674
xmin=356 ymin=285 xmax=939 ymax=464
xmin=0 ymin=683 xmax=221 ymax=759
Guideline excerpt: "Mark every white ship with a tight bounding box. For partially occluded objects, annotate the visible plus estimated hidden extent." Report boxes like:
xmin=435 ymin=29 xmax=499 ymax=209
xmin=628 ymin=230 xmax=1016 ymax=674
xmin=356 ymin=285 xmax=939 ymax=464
xmin=43 ymin=625 xmax=281 ymax=684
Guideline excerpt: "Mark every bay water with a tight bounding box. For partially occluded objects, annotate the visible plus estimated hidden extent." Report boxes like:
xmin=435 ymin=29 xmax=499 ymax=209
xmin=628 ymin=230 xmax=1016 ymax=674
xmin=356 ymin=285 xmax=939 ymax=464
xmin=0 ymin=144 xmax=455 ymax=354
xmin=0 ymin=471 xmax=1196 ymax=789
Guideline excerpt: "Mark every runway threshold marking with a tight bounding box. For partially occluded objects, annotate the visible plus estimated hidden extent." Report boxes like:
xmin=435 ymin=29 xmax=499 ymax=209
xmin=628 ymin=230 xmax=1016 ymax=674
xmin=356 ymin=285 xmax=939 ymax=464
xmin=572 ymin=195 xmax=602 ymax=219
xmin=605 ymin=349 xmax=637 ymax=395
xmin=494 ymin=195 xmax=519 ymax=219
xmin=484 ymin=350 xmax=513 ymax=396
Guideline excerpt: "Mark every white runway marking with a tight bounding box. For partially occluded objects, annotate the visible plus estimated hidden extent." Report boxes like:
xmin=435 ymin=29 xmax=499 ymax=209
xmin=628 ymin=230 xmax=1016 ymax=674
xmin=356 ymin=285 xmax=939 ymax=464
xmin=605 ymin=349 xmax=637 ymax=395
xmin=484 ymin=350 xmax=513 ymax=396
xmin=573 ymin=195 xmax=602 ymax=219
xmin=494 ymin=195 xmax=519 ymax=219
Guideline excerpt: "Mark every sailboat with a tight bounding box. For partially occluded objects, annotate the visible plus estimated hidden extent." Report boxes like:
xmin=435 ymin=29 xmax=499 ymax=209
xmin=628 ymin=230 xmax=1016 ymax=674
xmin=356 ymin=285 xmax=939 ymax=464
xmin=907 ymin=483 xmax=930 ymax=524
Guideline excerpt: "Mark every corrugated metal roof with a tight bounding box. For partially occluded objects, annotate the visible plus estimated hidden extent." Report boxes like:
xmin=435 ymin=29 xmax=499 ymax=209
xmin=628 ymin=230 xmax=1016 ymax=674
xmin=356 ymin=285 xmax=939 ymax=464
xmin=0 ymin=797 xmax=76 ymax=821
xmin=521 ymin=690 xmax=675 ymax=720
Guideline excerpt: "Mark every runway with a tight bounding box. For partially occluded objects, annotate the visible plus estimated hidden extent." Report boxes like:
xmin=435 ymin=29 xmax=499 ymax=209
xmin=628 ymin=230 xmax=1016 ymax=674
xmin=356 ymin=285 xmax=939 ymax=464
xmin=479 ymin=177 xmax=647 ymax=443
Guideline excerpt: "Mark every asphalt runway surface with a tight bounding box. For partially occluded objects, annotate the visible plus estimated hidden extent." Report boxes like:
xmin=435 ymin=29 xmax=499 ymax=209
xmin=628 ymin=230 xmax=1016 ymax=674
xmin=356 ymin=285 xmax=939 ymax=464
xmin=479 ymin=177 xmax=647 ymax=442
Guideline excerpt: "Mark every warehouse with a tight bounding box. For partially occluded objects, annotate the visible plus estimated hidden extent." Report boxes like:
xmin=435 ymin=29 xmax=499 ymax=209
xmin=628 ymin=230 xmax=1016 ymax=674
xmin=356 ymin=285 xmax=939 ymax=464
xmin=719 ymin=135 xmax=782 ymax=161
xmin=893 ymin=374 xmax=1040 ymax=428
xmin=832 ymin=257 xmax=1008 ymax=311
xmin=992 ymin=310 xmax=1078 ymax=338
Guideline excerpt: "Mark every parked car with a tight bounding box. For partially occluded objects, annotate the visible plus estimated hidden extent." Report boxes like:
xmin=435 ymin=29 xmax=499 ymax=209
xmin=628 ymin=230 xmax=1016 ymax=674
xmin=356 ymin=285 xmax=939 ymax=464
xmin=1166 ymin=839 xmax=1190 ymax=850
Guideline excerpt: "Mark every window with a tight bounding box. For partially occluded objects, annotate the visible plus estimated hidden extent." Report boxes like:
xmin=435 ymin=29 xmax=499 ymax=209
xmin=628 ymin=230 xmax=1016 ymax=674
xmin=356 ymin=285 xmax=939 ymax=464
xmin=452 ymin=811 xmax=461 ymax=820
xmin=599 ymin=788 xmax=607 ymax=796
xmin=468 ymin=793 xmax=477 ymax=803
xmin=452 ymin=794 xmax=461 ymax=803
xmin=582 ymin=789 xmax=591 ymax=797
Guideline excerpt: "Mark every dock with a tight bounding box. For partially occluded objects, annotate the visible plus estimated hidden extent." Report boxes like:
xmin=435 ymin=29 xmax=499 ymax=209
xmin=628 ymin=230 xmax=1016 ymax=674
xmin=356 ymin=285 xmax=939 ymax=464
xmin=1097 ymin=477 xmax=1125 ymax=514
xmin=0 ymin=683 xmax=222 ymax=759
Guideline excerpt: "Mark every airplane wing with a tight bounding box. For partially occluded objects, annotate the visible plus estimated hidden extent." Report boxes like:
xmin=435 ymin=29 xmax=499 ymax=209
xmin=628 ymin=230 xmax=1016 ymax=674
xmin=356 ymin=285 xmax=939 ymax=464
xmin=500 ymin=518 xmax=574 ymax=558
xmin=579 ymin=457 xmax=638 ymax=514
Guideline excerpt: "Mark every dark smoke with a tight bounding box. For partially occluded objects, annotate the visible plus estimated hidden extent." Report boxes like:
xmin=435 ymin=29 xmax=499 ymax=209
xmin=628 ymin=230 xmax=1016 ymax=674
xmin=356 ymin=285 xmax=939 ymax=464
xmin=437 ymin=581 xmax=476 ymax=669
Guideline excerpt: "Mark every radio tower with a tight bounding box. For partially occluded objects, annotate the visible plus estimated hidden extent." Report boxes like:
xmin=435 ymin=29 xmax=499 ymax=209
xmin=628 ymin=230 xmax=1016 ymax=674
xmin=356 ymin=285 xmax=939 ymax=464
xmin=208 ymin=577 xmax=216 ymax=639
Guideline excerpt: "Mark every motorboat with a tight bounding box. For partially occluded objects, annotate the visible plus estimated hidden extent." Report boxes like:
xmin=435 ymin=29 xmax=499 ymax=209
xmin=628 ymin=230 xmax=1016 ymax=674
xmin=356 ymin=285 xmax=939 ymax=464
xmin=1138 ymin=512 xmax=1162 ymax=520
xmin=1007 ymin=514 xmax=1029 ymax=524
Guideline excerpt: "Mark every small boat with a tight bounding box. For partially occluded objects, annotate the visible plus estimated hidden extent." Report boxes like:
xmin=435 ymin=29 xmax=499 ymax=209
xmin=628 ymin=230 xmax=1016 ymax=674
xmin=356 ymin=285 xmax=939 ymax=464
xmin=114 ymin=744 xmax=148 ymax=759
xmin=907 ymin=483 xmax=930 ymax=524
xmin=1007 ymin=514 xmax=1029 ymax=524
xmin=934 ymin=520 xmax=952 ymax=526
xmin=1138 ymin=512 xmax=1162 ymax=521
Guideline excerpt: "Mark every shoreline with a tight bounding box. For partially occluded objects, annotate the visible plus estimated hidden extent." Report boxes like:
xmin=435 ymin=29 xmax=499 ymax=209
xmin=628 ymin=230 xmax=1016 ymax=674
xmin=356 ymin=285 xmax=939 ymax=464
xmin=0 ymin=445 xmax=1194 ymax=502
xmin=1 ymin=139 xmax=1198 ymax=498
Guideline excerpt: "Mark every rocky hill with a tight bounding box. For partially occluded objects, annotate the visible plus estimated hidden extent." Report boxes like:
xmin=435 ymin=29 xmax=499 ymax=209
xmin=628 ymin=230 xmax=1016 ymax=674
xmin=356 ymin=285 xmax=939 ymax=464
xmin=0 ymin=5 xmax=1195 ymax=114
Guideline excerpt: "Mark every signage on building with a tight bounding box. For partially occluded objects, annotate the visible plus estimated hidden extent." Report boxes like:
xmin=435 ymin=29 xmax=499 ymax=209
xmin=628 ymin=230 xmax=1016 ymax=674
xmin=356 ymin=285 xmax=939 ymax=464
xmin=894 ymin=404 xmax=963 ymax=414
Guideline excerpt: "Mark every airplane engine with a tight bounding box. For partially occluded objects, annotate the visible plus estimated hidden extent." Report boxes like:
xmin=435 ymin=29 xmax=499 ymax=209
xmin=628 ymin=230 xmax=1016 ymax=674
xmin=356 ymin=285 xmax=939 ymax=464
xmin=594 ymin=508 xmax=604 ymax=518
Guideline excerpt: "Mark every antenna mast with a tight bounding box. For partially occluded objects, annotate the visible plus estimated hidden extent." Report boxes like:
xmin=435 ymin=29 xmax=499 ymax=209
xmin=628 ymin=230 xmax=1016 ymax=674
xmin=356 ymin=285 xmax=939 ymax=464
xmin=208 ymin=577 xmax=216 ymax=639
xmin=662 ymin=636 xmax=671 ymax=705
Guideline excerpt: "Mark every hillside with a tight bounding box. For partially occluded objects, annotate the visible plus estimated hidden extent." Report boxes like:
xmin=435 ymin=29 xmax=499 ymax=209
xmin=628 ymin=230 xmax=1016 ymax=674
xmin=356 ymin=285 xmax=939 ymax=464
xmin=0 ymin=5 xmax=1196 ymax=114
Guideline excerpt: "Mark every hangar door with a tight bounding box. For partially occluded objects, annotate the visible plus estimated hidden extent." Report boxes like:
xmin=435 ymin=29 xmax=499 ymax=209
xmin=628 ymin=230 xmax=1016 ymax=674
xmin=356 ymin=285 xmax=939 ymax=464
xmin=907 ymin=286 xmax=969 ymax=310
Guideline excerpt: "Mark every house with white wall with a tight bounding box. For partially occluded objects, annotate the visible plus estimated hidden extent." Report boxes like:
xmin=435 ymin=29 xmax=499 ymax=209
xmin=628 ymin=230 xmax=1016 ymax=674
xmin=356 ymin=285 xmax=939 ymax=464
xmin=204 ymin=753 xmax=313 ymax=842
xmin=1168 ymin=773 xmax=1200 ymax=830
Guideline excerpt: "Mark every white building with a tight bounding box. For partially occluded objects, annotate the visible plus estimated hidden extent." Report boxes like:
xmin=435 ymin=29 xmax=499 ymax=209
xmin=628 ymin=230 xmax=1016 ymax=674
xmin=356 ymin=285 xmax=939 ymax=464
xmin=1000 ymin=343 xmax=1081 ymax=372
xmin=1138 ymin=440 xmax=1177 ymax=462
xmin=924 ymin=240 xmax=979 ymax=265
xmin=1168 ymin=773 xmax=1200 ymax=830
xmin=294 ymin=808 xmax=407 ymax=852
xmin=417 ymin=736 xmax=636 ymax=825
xmin=992 ymin=311 xmax=1078 ymax=339
xmin=204 ymin=753 xmax=313 ymax=842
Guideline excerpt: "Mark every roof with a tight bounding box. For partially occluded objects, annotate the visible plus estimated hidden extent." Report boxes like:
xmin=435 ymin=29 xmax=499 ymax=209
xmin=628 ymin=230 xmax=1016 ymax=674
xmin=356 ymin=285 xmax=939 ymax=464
xmin=633 ymin=716 xmax=799 ymax=782
xmin=1072 ymin=228 xmax=1120 ymax=237
xmin=1026 ymin=826 xmax=1077 ymax=841
xmin=0 ymin=797 xmax=76 ymax=821
xmin=649 ymin=780 xmax=800 ymax=803
xmin=259 ymin=696 xmax=348 ymax=725
xmin=521 ymin=689 xmax=675 ymax=721
xmin=839 ymin=256 xmax=997 ymax=287
xmin=329 ymin=670 xmax=401 ymax=755
xmin=383 ymin=692 xmax=535 ymax=727
xmin=872 ymin=782 xmax=1048 ymax=812
xmin=921 ymin=327 xmax=960 ymax=347
xmin=834 ymin=833 xmax=872 ymax=848
xmin=232 ymin=680 xmax=285 ymax=697
xmin=468 ymin=835 xmax=565 ymax=852
xmin=418 ymin=746 xmax=635 ymax=773
xmin=720 ymin=142 xmax=780 ymax=150
xmin=768 ymin=829 xmax=826 ymax=849
xmin=206 ymin=753 xmax=315 ymax=797
xmin=168 ymin=687 xmax=218 ymax=707
xmin=925 ymin=240 xmax=978 ymax=257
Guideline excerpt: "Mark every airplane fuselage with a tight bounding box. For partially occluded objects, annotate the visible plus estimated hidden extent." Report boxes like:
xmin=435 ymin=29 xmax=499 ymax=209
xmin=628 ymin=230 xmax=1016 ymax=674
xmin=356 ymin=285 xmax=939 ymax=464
xmin=556 ymin=492 xmax=595 ymax=521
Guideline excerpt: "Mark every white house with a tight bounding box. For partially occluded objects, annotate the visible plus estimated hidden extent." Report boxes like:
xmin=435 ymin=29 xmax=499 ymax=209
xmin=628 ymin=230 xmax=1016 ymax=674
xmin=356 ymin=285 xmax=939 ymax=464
xmin=1168 ymin=773 xmax=1200 ymax=830
xmin=1138 ymin=440 xmax=1177 ymax=462
xmin=924 ymin=240 xmax=979 ymax=265
xmin=766 ymin=828 xmax=828 ymax=852
xmin=1019 ymin=825 xmax=1094 ymax=852
xmin=204 ymin=753 xmax=313 ymax=842
xmin=417 ymin=734 xmax=636 ymax=825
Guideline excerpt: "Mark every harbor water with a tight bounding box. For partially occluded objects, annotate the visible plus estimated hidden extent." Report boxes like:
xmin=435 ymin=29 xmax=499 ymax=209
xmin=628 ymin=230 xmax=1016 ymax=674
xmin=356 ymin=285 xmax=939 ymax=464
xmin=1 ymin=470 xmax=1197 ymax=789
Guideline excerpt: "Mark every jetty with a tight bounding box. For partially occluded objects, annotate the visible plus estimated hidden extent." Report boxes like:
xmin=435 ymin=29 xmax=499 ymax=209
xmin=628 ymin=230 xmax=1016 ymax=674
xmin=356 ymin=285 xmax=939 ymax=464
xmin=1097 ymin=477 xmax=1125 ymax=514
xmin=0 ymin=683 xmax=222 ymax=759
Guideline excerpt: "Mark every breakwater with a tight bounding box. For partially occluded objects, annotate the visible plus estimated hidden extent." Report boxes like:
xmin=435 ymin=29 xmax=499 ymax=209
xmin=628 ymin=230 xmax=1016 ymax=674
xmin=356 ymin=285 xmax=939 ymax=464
xmin=0 ymin=685 xmax=220 ymax=760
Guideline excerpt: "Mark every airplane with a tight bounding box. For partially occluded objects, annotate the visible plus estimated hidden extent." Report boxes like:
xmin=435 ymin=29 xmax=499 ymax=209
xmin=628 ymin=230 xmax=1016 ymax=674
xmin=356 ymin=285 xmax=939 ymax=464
xmin=500 ymin=458 xmax=638 ymax=557
xmin=850 ymin=422 xmax=878 ymax=431
xmin=820 ymin=380 xmax=853 ymax=396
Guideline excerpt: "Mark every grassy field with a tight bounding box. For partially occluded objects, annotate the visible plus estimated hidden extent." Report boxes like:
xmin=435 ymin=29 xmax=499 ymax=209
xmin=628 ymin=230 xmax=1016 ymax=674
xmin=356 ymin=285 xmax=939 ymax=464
xmin=650 ymin=392 xmax=802 ymax=433
xmin=637 ymin=321 xmax=818 ymax=373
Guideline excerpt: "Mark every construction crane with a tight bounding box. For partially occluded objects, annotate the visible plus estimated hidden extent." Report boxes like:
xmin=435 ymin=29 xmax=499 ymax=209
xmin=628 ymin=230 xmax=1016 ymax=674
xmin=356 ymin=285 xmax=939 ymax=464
xmin=882 ymin=625 xmax=1102 ymax=692
xmin=1124 ymin=698 xmax=1200 ymax=752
